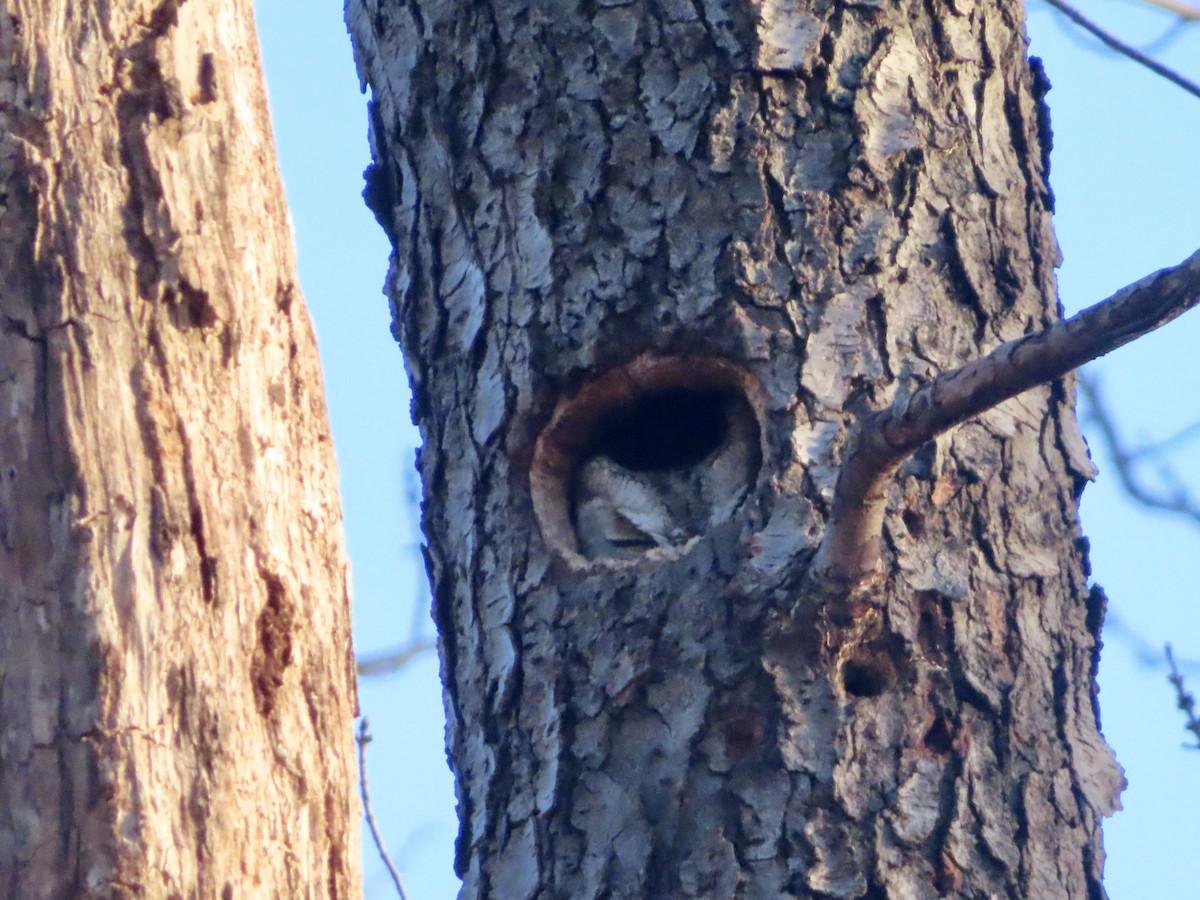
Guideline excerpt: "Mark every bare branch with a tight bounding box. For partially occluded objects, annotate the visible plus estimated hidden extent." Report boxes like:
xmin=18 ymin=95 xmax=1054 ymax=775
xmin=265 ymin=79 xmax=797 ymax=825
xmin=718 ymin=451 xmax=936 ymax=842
xmin=357 ymin=636 xmax=438 ymax=678
xmin=1105 ymin=610 xmax=1200 ymax=674
xmin=1138 ymin=0 xmax=1200 ymax=21
xmin=1120 ymin=416 xmax=1200 ymax=462
xmin=813 ymin=246 xmax=1200 ymax=590
xmin=1078 ymin=375 xmax=1200 ymax=527
xmin=1166 ymin=647 xmax=1200 ymax=749
xmin=357 ymin=719 xmax=410 ymax=899
xmin=1040 ymin=0 xmax=1200 ymax=101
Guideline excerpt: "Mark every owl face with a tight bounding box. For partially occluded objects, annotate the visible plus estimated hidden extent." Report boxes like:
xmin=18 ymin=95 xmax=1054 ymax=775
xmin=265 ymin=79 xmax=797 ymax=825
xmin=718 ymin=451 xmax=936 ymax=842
xmin=571 ymin=389 xmax=759 ymax=561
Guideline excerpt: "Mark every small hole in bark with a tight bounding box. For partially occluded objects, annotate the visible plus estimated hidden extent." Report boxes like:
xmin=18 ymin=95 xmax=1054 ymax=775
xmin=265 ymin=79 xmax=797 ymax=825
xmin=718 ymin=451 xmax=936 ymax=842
xmin=916 ymin=591 xmax=948 ymax=660
xmin=840 ymin=655 xmax=895 ymax=698
xmin=251 ymin=571 xmax=294 ymax=718
xmin=197 ymin=53 xmax=218 ymax=104
xmin=819 ymin=34 xmax=835 ymax=63
xmin=924 ymin=715 xmax=953 ymax=754
xmin=902 ymin=508 xmax=925 ymax=539
xmin=530 ymin=354 xmax=764 ymax=564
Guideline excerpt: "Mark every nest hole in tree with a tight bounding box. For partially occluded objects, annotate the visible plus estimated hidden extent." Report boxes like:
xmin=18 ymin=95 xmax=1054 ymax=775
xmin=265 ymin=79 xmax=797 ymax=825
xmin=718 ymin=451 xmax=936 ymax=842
xmin=530 ymin=355 xmax=765 ymax=564
xmin=838 ymin=650 xmax=897 ymax=698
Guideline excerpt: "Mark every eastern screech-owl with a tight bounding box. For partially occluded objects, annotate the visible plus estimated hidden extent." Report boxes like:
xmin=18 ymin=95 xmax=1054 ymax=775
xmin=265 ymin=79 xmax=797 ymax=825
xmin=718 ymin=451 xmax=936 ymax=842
xmin=573 ymin=416 xmax=755 ymax=560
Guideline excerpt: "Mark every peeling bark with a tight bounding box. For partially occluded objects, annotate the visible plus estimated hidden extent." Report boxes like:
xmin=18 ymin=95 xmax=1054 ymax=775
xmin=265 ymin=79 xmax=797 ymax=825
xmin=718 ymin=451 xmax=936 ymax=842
xmin=349 ymin=0 xmax=1123 ymax=897
xmin=0 ymin=1 xmax=359 ymax=896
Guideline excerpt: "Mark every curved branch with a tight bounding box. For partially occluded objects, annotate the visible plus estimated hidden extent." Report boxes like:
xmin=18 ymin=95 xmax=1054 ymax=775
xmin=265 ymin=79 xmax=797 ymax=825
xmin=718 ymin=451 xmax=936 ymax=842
xmin=812 ymin=246 xmax=1200 ymax=590
xmin=1137 ymin=0 xmax=1200 ymax=22
xmin=1040 ymin=0 xmax=1200 ymax=101
xmin=1106 ymin=610 xmax=1200 ymax=674
xmin=1078 ymin=375 xmax=1200 ymax=526
xmin=356 ymin=636 xmax=438 ymax=678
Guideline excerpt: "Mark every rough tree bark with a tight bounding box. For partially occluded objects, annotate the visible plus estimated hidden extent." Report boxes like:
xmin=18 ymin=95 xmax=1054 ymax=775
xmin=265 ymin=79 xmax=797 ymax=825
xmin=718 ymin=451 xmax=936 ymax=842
xmin=0 ymin=1 xmax=359 ymax=896
xmin=349 ymin=1 xmax=1127 ymax=897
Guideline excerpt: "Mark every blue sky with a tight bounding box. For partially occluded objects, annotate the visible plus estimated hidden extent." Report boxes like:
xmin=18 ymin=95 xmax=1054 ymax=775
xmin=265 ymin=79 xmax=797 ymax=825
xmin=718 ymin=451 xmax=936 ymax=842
xmin=255 ymin=2 xmax=1200 ymax=896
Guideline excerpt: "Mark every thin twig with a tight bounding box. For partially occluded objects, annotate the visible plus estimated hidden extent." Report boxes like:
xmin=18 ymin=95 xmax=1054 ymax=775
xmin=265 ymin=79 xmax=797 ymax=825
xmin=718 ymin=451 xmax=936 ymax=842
xmin=813 ymin=246 xmax=1200 ymax=589
xmin=357 ymin=719 xmax=410 ymax=899
xmin=1040 ymin=0 xmax=1200 ymax=101
xmin=1078 ymin=375 xmax=1200 ymax=527
xmin=1045 ymin=3 xmax=1191 ymax=56
xmin=1124 ymin=415 xmax=1200 ymax=461
xmin=1166 ymin=646 xmax=1200 ymax=749
xmin=1138 ymin=0 xmax=1200 ymax=21
xmin=1105 ymin=610 xmax=1200 ymax=673
xmin=357 ymin=636 xmax=438 ymax=678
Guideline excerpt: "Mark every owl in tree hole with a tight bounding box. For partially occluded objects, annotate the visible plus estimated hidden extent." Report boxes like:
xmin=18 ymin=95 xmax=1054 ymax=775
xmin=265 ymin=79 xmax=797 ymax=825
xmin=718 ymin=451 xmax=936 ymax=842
xmin=572 ymin=391 xmax=758 ymax=561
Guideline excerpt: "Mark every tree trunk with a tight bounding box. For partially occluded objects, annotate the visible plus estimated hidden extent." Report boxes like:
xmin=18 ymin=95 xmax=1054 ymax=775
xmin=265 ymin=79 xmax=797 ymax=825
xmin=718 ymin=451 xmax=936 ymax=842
xmin=0 ymin=1 xmax=359 ymax=896
xmin=348 ymin=1 xmax=1124 ymax=897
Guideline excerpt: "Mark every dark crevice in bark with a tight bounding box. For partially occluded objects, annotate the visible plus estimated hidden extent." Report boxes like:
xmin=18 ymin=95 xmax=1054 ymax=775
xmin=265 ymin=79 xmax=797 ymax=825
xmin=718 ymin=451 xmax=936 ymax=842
xmin=1027 ymin=56 xmax=1055 ymax=212
xmin=179 ymin=426 xmax=217 ymax=606
xmin=113 ymin=22 xmax=185 ymax=304
xmin=1084 ymin=582 xmax=1107 ymax=724
xmin=863 ymin=292 xmax=892 ymax=380
xmin=886 ymin=150 xmax=920 ymax=221
xmin=251 ymin=570 xmax=294 ymax=718
xmin=1000 ymin=76 xmax=1042 ymax=228
xmin=939 ymin=214 xmax=988 ymax=342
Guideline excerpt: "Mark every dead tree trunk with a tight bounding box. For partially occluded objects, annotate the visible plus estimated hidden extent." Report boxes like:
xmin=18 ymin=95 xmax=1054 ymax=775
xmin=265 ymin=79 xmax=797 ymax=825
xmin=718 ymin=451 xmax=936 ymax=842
xmin=349 ymin=1 xmax=1127 ymax=897
xmin=0 ymin=1 xmax=359 ymax=896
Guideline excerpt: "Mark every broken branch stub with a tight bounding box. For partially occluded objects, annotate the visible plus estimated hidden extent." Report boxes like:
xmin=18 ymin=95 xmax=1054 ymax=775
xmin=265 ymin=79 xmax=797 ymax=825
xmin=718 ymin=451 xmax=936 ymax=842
xmin=813 ymin=245 xmax=1200 ymax=591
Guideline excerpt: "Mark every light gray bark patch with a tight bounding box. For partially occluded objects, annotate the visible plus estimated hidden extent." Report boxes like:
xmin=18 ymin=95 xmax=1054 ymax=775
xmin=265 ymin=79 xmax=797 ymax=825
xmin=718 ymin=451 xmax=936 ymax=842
xmin=569 ymin=769 xmax=653 ymax=894
xmin=489 ymin=817 xmax=538 ymax=900
xmin=804 ymin=809 xmax=869 ymax=898
xmin=890 ymin=756 xmax=946 ymax=844
xmin=471 ymin=340 xmax=506 ymax=446
xmin=732 ymin=768 xmax=790 ymax=860
xmin=754 ymin=2 xmax=821 ymax=72
xmin=856 ymin=31 xmax=925 ymax=170
xmin=680 ymin=826 xmax=739 ymax=898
